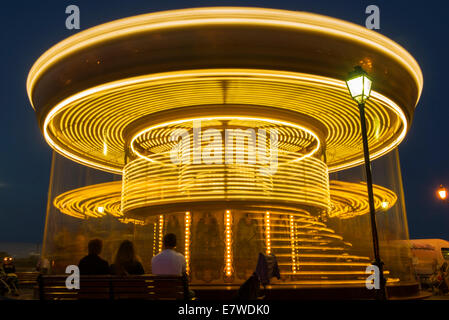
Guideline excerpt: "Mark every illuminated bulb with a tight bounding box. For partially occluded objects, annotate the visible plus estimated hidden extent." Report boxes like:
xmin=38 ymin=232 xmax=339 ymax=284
xmin=381 ymin=201 xmax=389 ymax=209
xmin=224 ymin=210 xmax=233 ymax=278
xmin=158 ymin=215 xmax=164 ymax=253
xmin=290 ymin=215 xmax=296 ymax=274
xmin=438 ymin=186 xmax=447 ymax=200
xmin=97 ymin=206 xmax=104 ymax=213
xmin=185 ymin=211 xmax=191 ymax=274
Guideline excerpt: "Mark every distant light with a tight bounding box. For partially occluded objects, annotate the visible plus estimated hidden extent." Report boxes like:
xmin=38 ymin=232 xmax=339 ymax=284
xmin=97 ymin=206 xmax=104 ymax=213
xmin=381 ymin=201 xmax=389 ymax=209
xmin=438 ymin=185 xmax=447 ymax=200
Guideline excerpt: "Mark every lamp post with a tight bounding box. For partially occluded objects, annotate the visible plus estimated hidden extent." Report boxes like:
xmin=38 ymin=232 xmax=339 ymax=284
xmin=346 ymin=66 xmax=387 ymax=300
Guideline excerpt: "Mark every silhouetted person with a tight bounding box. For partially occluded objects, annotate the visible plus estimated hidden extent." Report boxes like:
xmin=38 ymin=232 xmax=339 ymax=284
xmin=78 ymin=239 xmax=110 ymax=275
xmin=152 ymin=233 xmax=186 ymax=276
xmin=110 ymin=240 xmax=144 ymax=275
xmin=152 ymin=233 xmax=194 ymax=299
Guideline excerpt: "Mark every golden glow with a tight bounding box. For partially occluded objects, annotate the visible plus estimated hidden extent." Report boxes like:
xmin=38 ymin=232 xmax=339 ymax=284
xmin=122 ymin=156 xmax=330 ymax=215
xmin=271 ymin=279 xmax=399 ymax=285
xmin=158 ymin=215 xmax=164 ymax=253
xmin=27 ymin=6 xmax=420 ymax=285
xmin=118 ymin=217 xmax=145 ymax=225
xmin=152 ymin=222 xmax=157 ymax=257
xmin=265 ymin=211 xmax=271 ymax=255
xmin=27 ymin=7 xmax=422 ymax=100
xmin=329 ymin=181 xmax=397 ymax=219
xmin=290 ymin=214 xmax=297 ymax=274
xmin=51 ymin=195 xmax=401 ymax=284
xmin=53 ymin=181 xmax=122 ymax=219
xmin=185 ymin=211 xmax=191 ymax=275
xmin=37 ymin=69 xmax=408 ymax=174
xmin=246 ymin=207 xmax=395 ymax=282
xmin=52 ymin=179 xmax=396 ymax=221
xmin=224 ymin=210 xmax=233 ymax=277
xmin=129 ymin=116 xmax=321 ymax=164
xmin=438 ymin=186 xmax=447 ymax=200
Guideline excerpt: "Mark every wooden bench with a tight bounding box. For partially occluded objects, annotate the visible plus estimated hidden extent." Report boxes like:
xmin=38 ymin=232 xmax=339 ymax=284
xmin=38 ymin=275 xmax=187 ymax=300
xmin=16 ymin=272 xmax=39 ymax=287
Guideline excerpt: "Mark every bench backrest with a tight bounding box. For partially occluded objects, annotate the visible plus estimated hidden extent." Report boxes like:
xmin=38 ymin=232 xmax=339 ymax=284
xmin=38 ymin=275 xmax=185 ymax=300
xmin=16 ymin=272 xmax=39 ymax=285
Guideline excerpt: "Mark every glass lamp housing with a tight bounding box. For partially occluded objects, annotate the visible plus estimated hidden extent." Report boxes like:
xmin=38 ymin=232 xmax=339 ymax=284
xmin=346 ymin=67 xmax=372 ymax=104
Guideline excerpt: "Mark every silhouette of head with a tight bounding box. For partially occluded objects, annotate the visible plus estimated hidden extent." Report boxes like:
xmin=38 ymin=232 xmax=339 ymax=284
xmin=163 ymin=233 xmax=177 ymax=249
xmin=115 ymin=240 xmax=137 ymax=264
xmin=88 ymin=239 xmax=103 ymax=256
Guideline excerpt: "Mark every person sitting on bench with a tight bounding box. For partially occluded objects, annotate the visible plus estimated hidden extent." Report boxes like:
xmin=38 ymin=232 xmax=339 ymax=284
xmin=78 ymin=239 xmax=110 ymax=275
xmin=152 ymin=233 xmax=194 ymax=299
xmin=152 ymin=233 xmax=186 ymax=276
xmin=110 ymin=240 xmax=144 ymax=275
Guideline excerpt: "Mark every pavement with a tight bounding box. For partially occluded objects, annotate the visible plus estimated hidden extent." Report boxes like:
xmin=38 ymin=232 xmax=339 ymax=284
xmin=2 ymin=287 xmax=448 ymax=300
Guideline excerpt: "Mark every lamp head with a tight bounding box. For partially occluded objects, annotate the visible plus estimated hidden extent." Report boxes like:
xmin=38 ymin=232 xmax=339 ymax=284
xmin=346 ymin=66 xmax=372 ymax=104
xmin=437 ymin=185 xmax=447 ymax=200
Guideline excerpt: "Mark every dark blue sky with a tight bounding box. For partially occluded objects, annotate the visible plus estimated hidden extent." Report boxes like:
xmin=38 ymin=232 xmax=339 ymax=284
xmin=0 ymin=0 xmax=447 ymax=243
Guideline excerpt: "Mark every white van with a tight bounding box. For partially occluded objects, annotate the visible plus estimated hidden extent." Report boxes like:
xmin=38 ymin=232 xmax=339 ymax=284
xmin=409 ymin=239 xmax=449 ymax=285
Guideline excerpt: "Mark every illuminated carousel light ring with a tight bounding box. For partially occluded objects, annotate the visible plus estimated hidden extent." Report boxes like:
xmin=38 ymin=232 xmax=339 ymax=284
xmin=27 ymin=7 xmax=422 ymax=114
xmin=329 ymin=180 xmax=397 ymax=219
xmin=130 ymin=117 xmax=321 ymax=164
xmin=37 ymin=70 xmax=408 ymax=174
xmin=129 ymin=116 xmax=323 ymax=165
xmin=121 ymin=156 xmax=331 ymax=216
xmin=53 ymin=179 xmax=397 ymax=221
xmin=53 ymin=181 xmax=122 ymax=219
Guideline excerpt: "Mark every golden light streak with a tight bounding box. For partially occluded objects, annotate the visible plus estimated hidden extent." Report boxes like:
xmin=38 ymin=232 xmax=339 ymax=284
xmin=51 ymin=193 xmax=401 ymax=284
xmin=185 ymin=211 xmax=191 ymax=275
xmin=224 ymin=210 xmax=233 ymax=277
xmin=53 ymin=180 xmax=397 ymax=220
xmin=122 ymin=157 xmax=330 ymax=215
xmin=129 ymin=116 xmax=321 ymax=164
xmin=329 ymin=180 xmax=397 ymax=219
xmin=27 ymin=7 xmax=422 ymax=99
xmin=38 ymin=69 xmax=409 ymax=174
xmin=290 ymin=214 xmax=296 ymax=274
xmin=158 ymin=215 xmax=164 ymax=253
xmin=118 ymin=217 xmax=145 ymax=225
xmin=53 ymin=181 xmax=122 ymax=219
xmin=152 ymin=222 xmax=157 ymax=257
xmin=265 ymin=211 xmax=271 ymax=255
xmin=28 ymin=8 xmax=418 ymax=287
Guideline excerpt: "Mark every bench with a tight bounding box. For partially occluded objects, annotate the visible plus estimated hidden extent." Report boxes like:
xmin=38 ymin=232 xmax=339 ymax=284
xmin=38 ymin=275 xmax=187 ymax=300
xmin=16 ymin=272 xmax=39 ymax=287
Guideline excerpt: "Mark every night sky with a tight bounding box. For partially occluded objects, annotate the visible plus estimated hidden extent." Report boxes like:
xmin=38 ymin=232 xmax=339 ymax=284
xmin=0 ymin=0 xmax=447 ymax=243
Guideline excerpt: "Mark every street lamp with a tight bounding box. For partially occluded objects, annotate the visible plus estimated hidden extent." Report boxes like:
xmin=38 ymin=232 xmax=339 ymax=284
xmin=437 ymin=185 xmax=447 ymax=200
xmin=346 ymin=66 xmax=387 ymax=300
